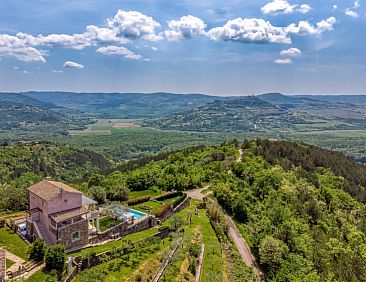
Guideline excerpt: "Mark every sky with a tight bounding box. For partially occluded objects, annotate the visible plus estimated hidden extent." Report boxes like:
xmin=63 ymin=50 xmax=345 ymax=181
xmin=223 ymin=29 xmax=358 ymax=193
xmin=0 ymin=0 xmax=365 ymax=95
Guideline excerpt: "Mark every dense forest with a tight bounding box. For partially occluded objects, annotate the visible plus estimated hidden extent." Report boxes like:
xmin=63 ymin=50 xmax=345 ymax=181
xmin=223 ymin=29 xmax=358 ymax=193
xmin=0 ymin=142 xmax=108 ymax=212
xmin=2 ymin=139 xmax=366 ymax=281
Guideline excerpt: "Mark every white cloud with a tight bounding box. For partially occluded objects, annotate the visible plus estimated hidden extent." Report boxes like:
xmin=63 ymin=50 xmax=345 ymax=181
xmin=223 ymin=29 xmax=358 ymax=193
xmin=354 ymin=0 xmax=361 ymax=9
xmin=261 ymin=0 xmax=312 ymax=15
xmin=0 ymin=46 xmax=46 ymax=62
xmin=22 ymin=70 xmax=30 ymax=74
xmin=63 ymin=61 xmax=84 ymax=69
xmin=280 ymin=47 xmax=301 ymax=57
xmin=274 ymin=58 xmax=293 ymax=64
xmin=206 ymin=17 xmax=335 ymax=45
xmin=96 ymin=45 xmax=142 ymax=60
xmin=151 ymin=46 xmax=158 ymax=51
xmin=332 ymin=5 xmax=338 ymax=11
xmin=52 ymin=70 xmax=63 ymax=73
xmin=0 ymin=9 xmax=337 ymax=63
xmin=298 ymin=4 xmax=312 ymax=14
xmin=345 ymin=9 xmax=359 ymax=17
xmin=164 ymin=15 xmax=206 ymax=41
xmin=261 ymin=0 xmax=297 ymax=15
xmin=107 ymin=10 xmax=162 ymax=41
xmin=206 ymin=18 xmax=291 ymax=44
xmin=286 ymin=17 xmax=336 ymax=36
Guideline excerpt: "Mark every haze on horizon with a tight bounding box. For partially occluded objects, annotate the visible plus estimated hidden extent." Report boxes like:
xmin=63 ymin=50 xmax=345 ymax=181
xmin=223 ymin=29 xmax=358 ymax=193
xmin=0 ymin=0 xmax=365 ymax=95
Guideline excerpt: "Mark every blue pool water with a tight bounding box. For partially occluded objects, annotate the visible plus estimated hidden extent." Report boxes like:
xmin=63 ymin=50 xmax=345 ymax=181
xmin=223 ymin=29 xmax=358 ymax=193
xmin=116 ymin=208 xmax=145 ymax=221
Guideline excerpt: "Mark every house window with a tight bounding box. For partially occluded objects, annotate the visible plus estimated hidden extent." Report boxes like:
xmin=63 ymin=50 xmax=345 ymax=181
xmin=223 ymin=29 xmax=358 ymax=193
xmin=71 ymin=231 xmax=80 ymax=242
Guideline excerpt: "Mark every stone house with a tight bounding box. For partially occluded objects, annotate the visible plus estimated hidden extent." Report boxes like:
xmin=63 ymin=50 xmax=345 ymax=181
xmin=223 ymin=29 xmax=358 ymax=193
xmin=26 ymin=179 xmax=99 ymax=251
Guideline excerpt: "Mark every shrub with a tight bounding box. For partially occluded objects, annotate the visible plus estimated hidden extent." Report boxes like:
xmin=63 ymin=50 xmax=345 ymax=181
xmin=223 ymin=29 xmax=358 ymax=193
xmin=154 ymin=203 xmax=172 ymax=218
xmin=189 ymin=243 xmax=200 ymax=258
xmin=154 ymin=191 xmax=183 ymax=201
xmin=188 ymin=258 xmax=197 ymax=275
xmin=127 ymin=196 xmax=151 ymax=206
xmin=44 ymin=244 xmax=66 ymax=271
xmin=79 ymin=268 xmax=107 ymax=282
xmin=89 ymin=186 xmax=107 ymax=205
xmin=28 ymin=238 xmax=45 ymax=261
xmin=158 ymin=225 xmax=170 ymax=232
xmin=172 ymin=193 xmax=187 ymax=208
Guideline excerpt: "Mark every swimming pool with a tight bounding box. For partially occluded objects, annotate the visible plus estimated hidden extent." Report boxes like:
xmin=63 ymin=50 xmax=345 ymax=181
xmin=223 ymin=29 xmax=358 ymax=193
xmin=116 ymin=208 xmax=145 ymax=221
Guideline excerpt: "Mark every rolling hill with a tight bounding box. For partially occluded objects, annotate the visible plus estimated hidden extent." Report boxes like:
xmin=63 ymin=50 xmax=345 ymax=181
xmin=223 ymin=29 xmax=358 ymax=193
xmin=23 ymin=92 xmax=223 ymax=118
xmin=144 ymin=93 xmax=366 ymax=133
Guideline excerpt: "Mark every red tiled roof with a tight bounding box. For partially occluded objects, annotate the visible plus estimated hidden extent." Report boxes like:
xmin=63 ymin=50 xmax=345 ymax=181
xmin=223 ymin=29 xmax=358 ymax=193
xmin=27 ymin=179 xmax=82 ymax=201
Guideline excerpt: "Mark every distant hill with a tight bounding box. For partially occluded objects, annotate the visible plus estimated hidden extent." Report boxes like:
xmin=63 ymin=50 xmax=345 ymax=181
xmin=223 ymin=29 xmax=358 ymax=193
xmin=299 ymin=95 xmax=366 ymax=106
xmin=23 ymin=92 xmax=223 ymax=118
xmin=0 ymin=93 xmax=57 ymax=108
xmin=143 ymin=96 xmax=311 ymax=132
xmin=144 ymin=93 xmax=366 ymax=133
xmin=0 ymin=94 xmax=93 ymax=138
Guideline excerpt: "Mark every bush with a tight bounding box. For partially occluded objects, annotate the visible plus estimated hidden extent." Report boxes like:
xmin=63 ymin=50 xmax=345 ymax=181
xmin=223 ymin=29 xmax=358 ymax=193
xmin=188 ymin=258 xmax=197 ymax=275
xmin=127 ymin=196 xmax=151 ymax=206
xmin=44 ymin=245 xmax=66 ymax=271
xmin=158 ymin=225 xmax=170 ymax=232
xmin=189 ymin=243 xmax=200 ymax=258
xmin=28 ymin=238 xmax=45 ymax=261
xmin=108 ymin=186 xmax=130 ymax=201
xmin=89 ymin=186 xmax=107 ymax=205
xmin=172 ymin=193 xmax=187 ymax=208
xmin=154 ymin=191 xmax=183 ymax=201
xmin=154 ymin=203 xmax=172 ymax=218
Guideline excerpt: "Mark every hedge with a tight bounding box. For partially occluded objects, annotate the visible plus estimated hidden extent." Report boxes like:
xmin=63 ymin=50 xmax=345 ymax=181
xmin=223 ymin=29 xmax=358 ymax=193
xmin=172 ymin=193 xmax=188 ymax=208
xmin=154 ymin=203 xmax=172 ymax=218
xmin=127 ymin=196 xmax=151 ymax=206
xmin=154 ymin=191 xmax=183 ymax=202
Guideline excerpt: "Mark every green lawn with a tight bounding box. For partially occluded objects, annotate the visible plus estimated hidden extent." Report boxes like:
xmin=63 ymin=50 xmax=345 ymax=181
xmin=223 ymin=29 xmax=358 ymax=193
xmin=99 ymin=216 xmax=121 ymax=232
xmin=70 ymin=227 xmax=159 ymax=257
xmin=25 ymin=269 xmax=55 ymax=282
xmin=0 ymin=227 xmax=29 ymax=260
xmin=6 ymin=258 xmax=15 ymax=268
xmin=133 ymin=200 xmax=162 ymax=214
xmin=128 ymin=190 xmax=161 ymax=200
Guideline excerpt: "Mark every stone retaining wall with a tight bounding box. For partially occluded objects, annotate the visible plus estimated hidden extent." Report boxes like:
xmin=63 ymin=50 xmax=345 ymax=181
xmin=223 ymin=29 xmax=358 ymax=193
xmin=96 ymin=215 xmax=157 ymax=242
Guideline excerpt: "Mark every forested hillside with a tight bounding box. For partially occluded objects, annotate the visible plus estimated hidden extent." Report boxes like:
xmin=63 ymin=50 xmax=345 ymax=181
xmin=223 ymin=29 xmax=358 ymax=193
xmin=213 ymin=140 xmax=366 ymax=281
xmin=0 ymin=142 xmax=108 ymax=212
xmin=2 ymin=139 xmax=366 ymax=280
xmin=144 ymin=96 xmax=310 ymax=132
xmin=84 ymin=140 xmax=366 ymax=281
xmin=23 ymin=92 xmax=222 ymax=118
xmin=144 ymin=95 xmax=366 ymax=133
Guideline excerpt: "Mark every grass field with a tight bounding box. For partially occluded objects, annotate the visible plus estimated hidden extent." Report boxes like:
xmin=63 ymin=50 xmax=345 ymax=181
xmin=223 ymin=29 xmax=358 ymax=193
xmin=99 ymin=216 xmax=121 ymax=232
xmin=0 ymin=227 xmax=29 ymax=260
xmin=129 ymin=190 xmax=161 ymax=200
xmin=133 ymin=201 xmax=162 ymax=214
xmin=25 ymin=269 xmax=53 ymax=282
xmin=6 ymin=258 xmax=15 ymax=268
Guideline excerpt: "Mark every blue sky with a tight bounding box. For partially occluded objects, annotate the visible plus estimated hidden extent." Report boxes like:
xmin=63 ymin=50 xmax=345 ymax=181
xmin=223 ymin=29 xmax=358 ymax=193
xmin=0 ymin=0 xmax=365 ymax=95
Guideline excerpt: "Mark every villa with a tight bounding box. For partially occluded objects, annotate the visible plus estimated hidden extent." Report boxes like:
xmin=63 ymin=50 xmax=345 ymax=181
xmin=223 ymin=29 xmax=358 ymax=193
xmin=26 ymin=179 xmax=99 ymax=251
